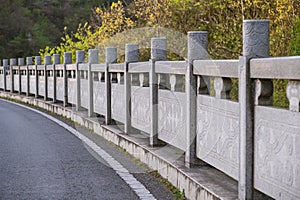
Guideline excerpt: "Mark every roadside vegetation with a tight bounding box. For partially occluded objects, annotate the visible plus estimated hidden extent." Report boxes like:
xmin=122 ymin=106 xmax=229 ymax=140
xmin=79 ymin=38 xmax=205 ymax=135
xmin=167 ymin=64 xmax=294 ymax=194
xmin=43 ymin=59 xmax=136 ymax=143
xmin=1 ymin=0 xmax=299 ymax=106
xmin=39 ymin=0 xmax=300 ymax=107
xmin=0 ymin=0 xmax=115 ymax=59
xmin=39 ymin=0 xmax=300 ymax=58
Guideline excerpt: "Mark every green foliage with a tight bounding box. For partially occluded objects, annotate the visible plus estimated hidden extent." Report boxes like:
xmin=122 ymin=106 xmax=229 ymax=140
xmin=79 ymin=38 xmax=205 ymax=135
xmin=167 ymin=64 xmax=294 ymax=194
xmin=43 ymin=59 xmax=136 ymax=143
xmin=39 ymin=0 xmax=300 ymax=59
xmin=289 ymin=17 xmax=300 ymax=56
xmin=0 ymin=0 xmax=110 ymax=59
xmin=273 ymin=79 xmax=289 ymax=108
xmin=40 ymin=23 xmax=93 ymax=62
xmin=36 ymin=0 xmax=300 ymax=108
xmin=165 ymin=0 xmax=300 ymax=58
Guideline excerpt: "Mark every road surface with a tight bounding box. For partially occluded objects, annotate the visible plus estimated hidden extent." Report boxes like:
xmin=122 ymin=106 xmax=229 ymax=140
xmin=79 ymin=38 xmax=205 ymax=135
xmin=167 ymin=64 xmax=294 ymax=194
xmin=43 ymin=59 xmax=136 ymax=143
xmin=0 ymin=99 xmax=175 ymax=200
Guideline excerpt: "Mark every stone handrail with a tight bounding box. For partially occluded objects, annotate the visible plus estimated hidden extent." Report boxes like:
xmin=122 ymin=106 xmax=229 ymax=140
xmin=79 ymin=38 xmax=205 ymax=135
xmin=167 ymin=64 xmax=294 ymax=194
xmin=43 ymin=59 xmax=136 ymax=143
xmin=128 ymin=62 xmax=150 ymax=73
xmin=193 ymin=60 xmax=239 ymax=78
xmin=155 ymin=61 xmax=187 ymax=75
xmin=108 ymin=63 xmax=124 ymax=73
xmin=250 ymin=56 xmax=300 ymax=79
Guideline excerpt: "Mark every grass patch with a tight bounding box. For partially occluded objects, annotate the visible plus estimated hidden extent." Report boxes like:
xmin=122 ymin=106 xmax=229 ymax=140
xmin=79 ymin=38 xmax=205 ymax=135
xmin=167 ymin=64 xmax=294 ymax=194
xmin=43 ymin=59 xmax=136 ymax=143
xmin=150 ymin=170 xmax=186 ymax=200
xmin=118 ymin=146 xmax=126 ymax=153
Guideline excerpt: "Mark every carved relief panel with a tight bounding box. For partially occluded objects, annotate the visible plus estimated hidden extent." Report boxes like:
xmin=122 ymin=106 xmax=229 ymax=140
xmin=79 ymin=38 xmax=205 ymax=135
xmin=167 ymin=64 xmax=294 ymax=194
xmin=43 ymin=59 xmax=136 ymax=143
xmin=131 ymin=86 xmax=151 ymax=133
xmin=196 ymin=95 xmax=239 ymax=180
xmin=254 ymin=106 xmax=300 ymax=200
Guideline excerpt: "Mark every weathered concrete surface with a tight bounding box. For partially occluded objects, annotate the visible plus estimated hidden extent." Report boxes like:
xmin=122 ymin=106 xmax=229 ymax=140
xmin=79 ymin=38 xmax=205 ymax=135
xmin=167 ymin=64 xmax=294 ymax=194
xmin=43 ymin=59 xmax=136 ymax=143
xmin=0 ymin=91 xmax=239 ymax=200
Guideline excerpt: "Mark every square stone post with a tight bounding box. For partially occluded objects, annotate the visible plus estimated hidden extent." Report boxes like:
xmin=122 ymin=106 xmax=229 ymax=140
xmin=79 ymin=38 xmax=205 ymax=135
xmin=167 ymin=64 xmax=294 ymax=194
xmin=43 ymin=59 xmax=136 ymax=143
xmin=25 ymin=57 xmax=33 ymax=95
xmin=18 ymin=58 xmax=24 ymax=94
xmin=26 ymin=57 xmax=33 ymax=96
xmin=105 ymin=47 xmax=117 ymax=125
xmin=0 ymin=60 xmax=2 ymax=90
xmin=124 ymin=44 xmax=139 ymax=134
xmin=63 ymin=52 xmax=72 ymax=107
xmin=76 ymin=50 xmax=85 ymax=111
xmin=53 ymin=54 xmax=60 ymax=103
xmin=88 ymin=49 xmax=98 ymax=117
xmin=44 ymin=56 xmax=51 ymax=100
xmin=239 ymin=19 xmax=269 ymax=200
xmin=34 ymin=56 xmax=41 ymax=98
xmin=10 ymin=58 xmax=16 ymax=93
xmin=150 ymin=38 xmax=167 ymax=146
xmin=185 ymin=31 xmax=209 ymax=168
xmin=3 ymin=59 xmax=8 ymax=91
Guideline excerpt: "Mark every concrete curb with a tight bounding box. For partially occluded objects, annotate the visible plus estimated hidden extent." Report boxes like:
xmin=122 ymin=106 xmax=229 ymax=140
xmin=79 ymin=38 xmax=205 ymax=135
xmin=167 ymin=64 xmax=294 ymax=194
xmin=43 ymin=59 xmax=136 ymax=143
xmin=0 ymin=91 xmax=238 ymax=200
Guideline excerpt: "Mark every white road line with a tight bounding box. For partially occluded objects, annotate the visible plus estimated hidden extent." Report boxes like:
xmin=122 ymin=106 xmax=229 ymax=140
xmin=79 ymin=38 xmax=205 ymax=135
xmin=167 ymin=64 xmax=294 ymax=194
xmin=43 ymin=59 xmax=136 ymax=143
xmin=2 ymin=99 xmax=157 ymax=200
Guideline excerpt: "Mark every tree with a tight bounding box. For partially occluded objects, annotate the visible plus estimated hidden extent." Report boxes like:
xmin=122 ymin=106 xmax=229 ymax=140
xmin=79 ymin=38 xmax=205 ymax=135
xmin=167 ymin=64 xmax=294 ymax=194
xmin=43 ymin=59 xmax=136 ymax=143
xmin=0 ymin=0 xmax=109 ymax=59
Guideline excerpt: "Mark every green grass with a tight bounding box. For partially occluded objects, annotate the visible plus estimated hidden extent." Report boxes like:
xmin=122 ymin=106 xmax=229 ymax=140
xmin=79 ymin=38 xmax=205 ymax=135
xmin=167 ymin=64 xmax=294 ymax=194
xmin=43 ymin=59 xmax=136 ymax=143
xmin=118 ymin=146 xmax=126 ymax=153
xmin=150 ymin=170 xmax=186 ymax=200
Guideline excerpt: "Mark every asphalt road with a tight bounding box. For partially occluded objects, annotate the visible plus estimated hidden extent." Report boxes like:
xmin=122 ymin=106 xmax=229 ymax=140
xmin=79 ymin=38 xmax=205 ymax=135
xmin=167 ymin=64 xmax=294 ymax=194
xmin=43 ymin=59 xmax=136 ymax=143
xmin=0 ymin=99 xmax=176 ymax=200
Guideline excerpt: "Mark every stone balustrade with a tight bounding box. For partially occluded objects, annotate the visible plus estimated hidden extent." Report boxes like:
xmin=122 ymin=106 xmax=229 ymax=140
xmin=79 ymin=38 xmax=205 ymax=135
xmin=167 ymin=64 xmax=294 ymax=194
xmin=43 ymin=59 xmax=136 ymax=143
xmin=0 ymin=20 xmax=299 ymax=200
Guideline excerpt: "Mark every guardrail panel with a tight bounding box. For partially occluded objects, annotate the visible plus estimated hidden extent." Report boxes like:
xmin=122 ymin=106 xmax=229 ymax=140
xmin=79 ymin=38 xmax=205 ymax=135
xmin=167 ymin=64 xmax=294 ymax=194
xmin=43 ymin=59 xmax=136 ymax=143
xmin=196 ymin=95 xmax=239 ymax=180
xmin=14 ymin=75 xmax=19 ymax=92
xmin=111 ymin=84 xmax=125 ymax=123
xmin=158 ymin=90 xmax=187 ymax=151
xmin=93 ymin=81 xmax=106 ymax=116
xmin=47 ymin=77 xmax=54 ymax=99
xmin=6 ymin=75 xmax=11 ymax=91
xmin=0 ymin=71 xmax=3 ymax=89
xmin=254 ymin=106 xmax=300 ymax=199
xmin=29 ymin=76 xmax=36 ymax=95
xmin=67 ymin=79 xmax=76 ymax=105
xmin=56 ymin=77 xmax=64 ymax=101
xmin=21 ymin=76 xmax=27 ymax=93
xmin=80 ymin=79 xmax=89 ymax=109
xmin=131 ymin=86 xmax=151 ymax=133
xmin=38 ymin=76 xmax=45 ymax=97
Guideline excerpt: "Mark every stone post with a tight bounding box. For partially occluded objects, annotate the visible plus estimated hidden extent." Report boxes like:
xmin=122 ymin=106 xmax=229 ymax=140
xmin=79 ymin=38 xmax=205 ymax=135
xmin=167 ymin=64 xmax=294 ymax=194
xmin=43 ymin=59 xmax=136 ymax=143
xmin=18 ymin=58 xmax=24 ymax=94
xmin=88 ymin=49 xmax=98 ymax=117
xmin=36 ymin=56 xmax=42 ymax=65
xmin=76 ymin=50 xmax=85 ymax=111
xmin=53 ymin=54 xmax=60 ymax=103
xmin=44 ymin=56 xmax=51 ymax=100
xmin=124 ymin=44 xmax=139 ymax=134
xmin=185 ymin=31 xmax=208 ymax=168
xmin=18 ymin=58 xmax=24 ymax=66
xmin=105 ymin=47 xmax=117 ymax=125
xmin=0 ymin=59 xmax=3 ymax=90
xmin=239 ymin=19 xmax=269 ymax=200
xmin=26 ymin=57 xmax=32 ymax=65
xmin=63 ymin=52 xmax=72 ymax=107
xmin=3 ymin=59 xmax=8 ymax=91
xmin=150 ymin=38 xmax=167 ymax=146
xmin=34 ymin=56 xmax=41 ymax=98
xmin=10 ymin=58 xmax=16 ymax=93
xmin=0 ymin=60 xmax=1 ymax=89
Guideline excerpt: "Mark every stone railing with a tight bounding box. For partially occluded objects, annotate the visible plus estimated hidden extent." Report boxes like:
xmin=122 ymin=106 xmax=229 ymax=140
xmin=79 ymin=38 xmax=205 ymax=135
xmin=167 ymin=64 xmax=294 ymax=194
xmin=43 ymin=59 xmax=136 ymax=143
xmin=0 ymin=20 xmax=299 ymax=200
